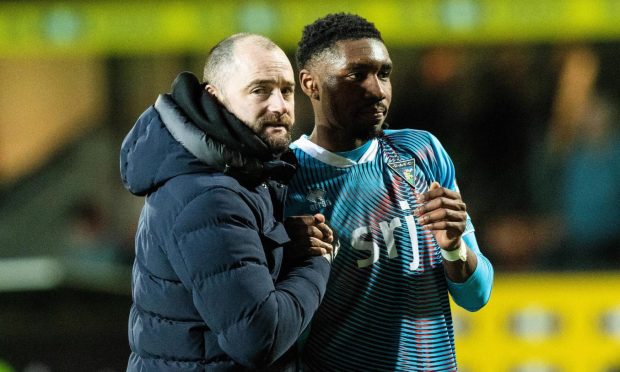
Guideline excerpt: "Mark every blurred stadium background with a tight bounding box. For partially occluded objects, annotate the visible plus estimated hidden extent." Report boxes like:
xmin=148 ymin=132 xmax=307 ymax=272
xmin=1 ymin=0 xmax=619 ymax=371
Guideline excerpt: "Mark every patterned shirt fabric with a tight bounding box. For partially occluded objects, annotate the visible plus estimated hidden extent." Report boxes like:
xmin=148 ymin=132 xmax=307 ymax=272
xmin=286 ymin=129 xmax=493 ymax=371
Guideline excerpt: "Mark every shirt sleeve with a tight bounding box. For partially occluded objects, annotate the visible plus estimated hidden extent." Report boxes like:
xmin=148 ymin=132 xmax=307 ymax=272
xmin=446 ymin=232 xmax=494 ymax=311
xmin=168 ymin=186 xmax=330 ymax=368
xmin=425 ymin=131 xmax=494 ymax=311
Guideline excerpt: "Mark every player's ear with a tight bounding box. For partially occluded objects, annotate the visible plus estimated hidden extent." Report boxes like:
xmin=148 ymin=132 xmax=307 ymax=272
xmin=299 ymin=69 xmax=319 ymax=100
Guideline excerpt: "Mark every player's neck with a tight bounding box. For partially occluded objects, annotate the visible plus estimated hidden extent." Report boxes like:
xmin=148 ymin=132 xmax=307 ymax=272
xmin=309 ymin=126 xmax=362 ymax=152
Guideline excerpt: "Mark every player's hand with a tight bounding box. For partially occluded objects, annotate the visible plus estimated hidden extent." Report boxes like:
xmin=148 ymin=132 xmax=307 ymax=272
xmin=414 ymin=181 xmax=467 ymax=251
xmin=284 ymin=214 xmax=335 ymax=260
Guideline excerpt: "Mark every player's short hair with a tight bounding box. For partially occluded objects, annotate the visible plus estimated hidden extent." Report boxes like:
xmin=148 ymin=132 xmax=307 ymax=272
xmin=296 ymin=13 xmax=383 ymax=70
xmin=203 ymin=33 xmax=278 ymax=89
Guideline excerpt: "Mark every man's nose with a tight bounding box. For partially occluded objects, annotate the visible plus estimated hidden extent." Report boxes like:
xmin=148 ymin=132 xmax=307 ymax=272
xmin=268 ymin=90 xmax=289 ymax=115
xmin=365 ymin=75 xmax=387 ymax=100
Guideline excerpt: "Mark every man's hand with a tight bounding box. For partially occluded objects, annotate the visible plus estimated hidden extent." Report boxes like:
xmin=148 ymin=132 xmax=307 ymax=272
xmin=284 ymin=213 xmax=336 ymax=261
xmin=414 ymin=181 xmax=467 ymax=251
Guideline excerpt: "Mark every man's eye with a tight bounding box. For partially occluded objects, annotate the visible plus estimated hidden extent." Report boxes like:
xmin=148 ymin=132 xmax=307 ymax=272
xmin=252 ymin=87 xmax=269 ymax=95
xmin=347 ymin=72 xmax=364 ymax=81
xmin=282 ymin=87 xmax=294 ymax=96
xmin=378 ymin=70 xmax=391 ymax=80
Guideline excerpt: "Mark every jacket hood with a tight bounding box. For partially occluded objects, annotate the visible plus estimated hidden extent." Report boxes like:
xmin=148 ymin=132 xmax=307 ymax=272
xmin=120 ymin=72 xmax=296 ymax=196
xmin=119 ymin=103 xmax=206 ymax=196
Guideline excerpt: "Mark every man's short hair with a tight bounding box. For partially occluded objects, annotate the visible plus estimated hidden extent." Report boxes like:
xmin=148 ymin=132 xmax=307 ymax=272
xmin=203 ymin=33 xmax=278 ymax=89
xmin=296 ymin=13 xmax=383 ymax=70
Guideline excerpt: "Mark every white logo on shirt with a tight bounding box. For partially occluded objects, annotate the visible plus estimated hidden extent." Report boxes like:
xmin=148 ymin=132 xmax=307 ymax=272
xmin=306 ymin=188 xmax=332 ymax=212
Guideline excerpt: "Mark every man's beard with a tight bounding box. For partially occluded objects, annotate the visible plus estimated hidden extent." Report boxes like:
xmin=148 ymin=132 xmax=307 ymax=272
xmin=256 ymin=113 xmax=293 ymax=154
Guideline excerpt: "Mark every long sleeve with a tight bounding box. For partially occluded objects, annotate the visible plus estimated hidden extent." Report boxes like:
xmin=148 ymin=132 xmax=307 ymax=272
xmin=423 ymin=131 xmax=494 ymax=311
xmin=167 ymin=186 xmax=330 ymax=368
xmin=446 ymin=232 xmax=494 ymax=311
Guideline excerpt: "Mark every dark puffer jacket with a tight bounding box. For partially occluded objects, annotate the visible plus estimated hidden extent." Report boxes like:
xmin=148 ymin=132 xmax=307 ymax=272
xmin=120 ymin=73 xmax=330 ymax=371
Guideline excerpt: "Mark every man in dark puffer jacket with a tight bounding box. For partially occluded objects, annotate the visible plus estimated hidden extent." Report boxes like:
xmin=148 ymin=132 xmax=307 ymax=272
xmin=120 ymin=33 xmax=334 ymax=371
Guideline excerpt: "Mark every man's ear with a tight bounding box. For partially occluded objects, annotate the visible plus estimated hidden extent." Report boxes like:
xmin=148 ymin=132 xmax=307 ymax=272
xmin=299 ymin=69 xmax=319 ymax=100
xmin=205 ymin=84 xmax=221 ymax=100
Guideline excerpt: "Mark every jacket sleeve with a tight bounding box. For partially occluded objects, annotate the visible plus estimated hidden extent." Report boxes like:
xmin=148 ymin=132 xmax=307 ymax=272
xmin=168 ymin=186 xmax=330 ymax=368
xmin=446 ymin=232 xmax=494 ymax=311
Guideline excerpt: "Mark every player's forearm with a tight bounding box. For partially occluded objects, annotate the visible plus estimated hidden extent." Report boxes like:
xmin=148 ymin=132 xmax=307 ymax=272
xmin=443 ymin=246 xmax=478 ymax=282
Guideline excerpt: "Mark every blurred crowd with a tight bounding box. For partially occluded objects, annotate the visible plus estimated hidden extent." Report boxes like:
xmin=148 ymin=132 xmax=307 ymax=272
xmin=64 ymin=198 xmax=133 ymax=267
xmin=390 ymin=43 xmax=620 ymax=272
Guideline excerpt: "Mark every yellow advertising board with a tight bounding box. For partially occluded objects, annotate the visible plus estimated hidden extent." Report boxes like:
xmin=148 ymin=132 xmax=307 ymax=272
xmin=453 ymin=272 xmax=620 ymax=371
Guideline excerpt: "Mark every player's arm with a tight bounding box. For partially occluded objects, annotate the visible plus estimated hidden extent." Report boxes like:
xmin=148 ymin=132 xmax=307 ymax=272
xmin=441 ymin=238 xmax=478 ymax=282
xmin=414 ymin=181 xmax=493 ymax=311
xmin=415 ymin=181 xmax=476 ymax=282
xmin=448 ymin=232 xmax=494 ymax=311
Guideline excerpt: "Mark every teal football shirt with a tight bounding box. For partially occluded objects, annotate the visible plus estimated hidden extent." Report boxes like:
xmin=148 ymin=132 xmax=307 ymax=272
xmin=286 ymin=129 xmax=493 ymax=371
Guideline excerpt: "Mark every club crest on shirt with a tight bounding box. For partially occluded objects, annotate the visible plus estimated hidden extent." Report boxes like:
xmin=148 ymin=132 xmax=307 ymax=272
xmin=306 ymin=188 xmax=332 ymax=212
xmin=387 ymin=159 xmax=417 ymax=188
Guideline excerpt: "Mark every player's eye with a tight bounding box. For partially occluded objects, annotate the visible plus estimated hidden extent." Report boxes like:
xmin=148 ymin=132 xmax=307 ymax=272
xmin=378 ymin=68 xmax=392 ymax=81
xmin=347 ymin=71 xmax=365 ymax=81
